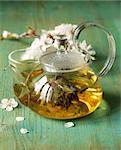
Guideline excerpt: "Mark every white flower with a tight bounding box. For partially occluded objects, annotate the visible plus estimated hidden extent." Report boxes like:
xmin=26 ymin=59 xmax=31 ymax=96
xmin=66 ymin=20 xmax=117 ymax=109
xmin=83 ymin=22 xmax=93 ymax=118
xmin=0 ymin=98 xmax=18 ymax=111
xmin=79 ymin=40 xmax=96 ymax=61
xmin=2 ymin=30 xmax=19 ymax=39
xmin=20 ymin=128 xmax=29 ymax=134
xmin=21 ymin=24 xmax=77 ymax=60
xmin=2 ymin=30 xmax=9 ymax=38
xmin=16 ymin=117 xmax=25 ymax=122
xmin=21 ymin=24 xmax=96 ymax=62
xmin=54 ymin=24 xmax=77 ymax=38
xmin=79 ymin=40 xmax=92 ymax=51
xmin=64 ymin=122 xmax=75 ymax=128
xmin=21 ymin=48 xmax=43 ymax=60
xmin=29 ymin=38 xmax=41 ymax=50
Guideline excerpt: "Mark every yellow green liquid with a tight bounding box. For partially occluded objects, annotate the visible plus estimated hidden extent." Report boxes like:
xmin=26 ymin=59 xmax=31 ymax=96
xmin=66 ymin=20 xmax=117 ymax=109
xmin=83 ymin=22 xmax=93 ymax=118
xmin=14 ymin=67 xmax=103 ymax=119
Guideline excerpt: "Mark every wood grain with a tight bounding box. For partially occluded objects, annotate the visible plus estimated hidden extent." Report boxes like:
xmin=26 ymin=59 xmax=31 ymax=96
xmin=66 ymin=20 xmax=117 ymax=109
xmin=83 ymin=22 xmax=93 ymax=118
xmin=0 ymin=1 xmax=121 ymax=150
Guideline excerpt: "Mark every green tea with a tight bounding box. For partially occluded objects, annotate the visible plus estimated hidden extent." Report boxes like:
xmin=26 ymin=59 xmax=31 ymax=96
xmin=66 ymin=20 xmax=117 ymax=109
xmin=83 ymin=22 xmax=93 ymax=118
xmin=14 ymin=67 xmax=103 ymax=119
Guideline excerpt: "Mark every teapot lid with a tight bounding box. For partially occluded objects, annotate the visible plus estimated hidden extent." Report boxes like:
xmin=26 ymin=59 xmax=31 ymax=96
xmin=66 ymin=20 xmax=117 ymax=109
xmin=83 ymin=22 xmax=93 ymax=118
xmin=41 ymin=51 xmax=88 ymax=73
xmin=41 ymin=34 xmax=90 ymax=73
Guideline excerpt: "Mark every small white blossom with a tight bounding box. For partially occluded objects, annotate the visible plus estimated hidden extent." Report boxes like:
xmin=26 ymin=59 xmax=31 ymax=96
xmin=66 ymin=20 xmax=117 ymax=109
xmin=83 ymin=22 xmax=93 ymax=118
xmin=0 ymin=98 xmax=18 ymax=111
xmin=2 ymin=30 xmax=9 ymax=38
xmin=2 ymin=30 xmax=19 ymax=39
xmin=54 ymin=24 xmax=77 ymax=38
xmin=45 ymin=37 xmax=54 ymax=45
xmin=79 ymin=40 xmax=96 ymax=60
xmin=16 ymin=117 xmax=25 ymax=122
xmin=20 ymin=128 xmax=29 ymax=134
xmin=21 ymin=24 xmax=96 ymax=62
xmin=30 ymin=38 xmax=41 ymax=49
xmin=64 ymin=122 xmax=75 ymax=128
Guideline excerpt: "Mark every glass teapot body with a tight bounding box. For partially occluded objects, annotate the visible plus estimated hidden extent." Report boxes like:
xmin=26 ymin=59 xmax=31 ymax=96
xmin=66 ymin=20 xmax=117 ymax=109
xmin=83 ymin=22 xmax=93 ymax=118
xmin=17 ymin=63 xmax=103 ymax=119
xmin=9 ymin=22 xmax=116 ymax=119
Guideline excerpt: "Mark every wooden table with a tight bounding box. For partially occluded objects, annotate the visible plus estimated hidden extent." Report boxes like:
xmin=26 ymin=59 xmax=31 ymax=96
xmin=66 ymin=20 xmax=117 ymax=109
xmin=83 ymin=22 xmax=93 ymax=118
xmin=0 ymin=1 xmax=121 ymax=150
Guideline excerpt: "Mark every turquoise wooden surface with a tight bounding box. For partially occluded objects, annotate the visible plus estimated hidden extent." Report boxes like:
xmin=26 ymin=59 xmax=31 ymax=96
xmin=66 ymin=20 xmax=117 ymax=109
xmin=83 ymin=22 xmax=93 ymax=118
xmin=0 ymin=1 xmax=121 ymax=150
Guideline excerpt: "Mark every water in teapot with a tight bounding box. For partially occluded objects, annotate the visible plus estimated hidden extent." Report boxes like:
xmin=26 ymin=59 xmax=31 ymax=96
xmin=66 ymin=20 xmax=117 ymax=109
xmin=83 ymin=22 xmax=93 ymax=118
xmin=13 ymin=62 xmax=102 ymax=119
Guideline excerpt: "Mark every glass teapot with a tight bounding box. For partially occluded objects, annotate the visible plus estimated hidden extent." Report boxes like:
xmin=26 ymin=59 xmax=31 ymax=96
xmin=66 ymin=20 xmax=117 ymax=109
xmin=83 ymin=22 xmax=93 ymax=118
xmin=9 ymin=22 xmax=116 ymax=119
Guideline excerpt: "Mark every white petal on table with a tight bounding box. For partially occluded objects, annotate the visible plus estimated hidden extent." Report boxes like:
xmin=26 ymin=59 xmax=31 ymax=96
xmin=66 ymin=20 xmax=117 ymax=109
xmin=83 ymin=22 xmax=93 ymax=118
xmin=20 ymin=128 xmax=29 ymax=134
xmin=64 ymin=122 xmax=75 ymax=128
xmin=16 ymin=117 xmax=25 ymax=122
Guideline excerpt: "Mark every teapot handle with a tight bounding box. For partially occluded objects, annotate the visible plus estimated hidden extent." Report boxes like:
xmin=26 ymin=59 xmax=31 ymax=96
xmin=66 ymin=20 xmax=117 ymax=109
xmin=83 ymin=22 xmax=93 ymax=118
xmin=73 ymin=22 xmax=116 ymax=78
